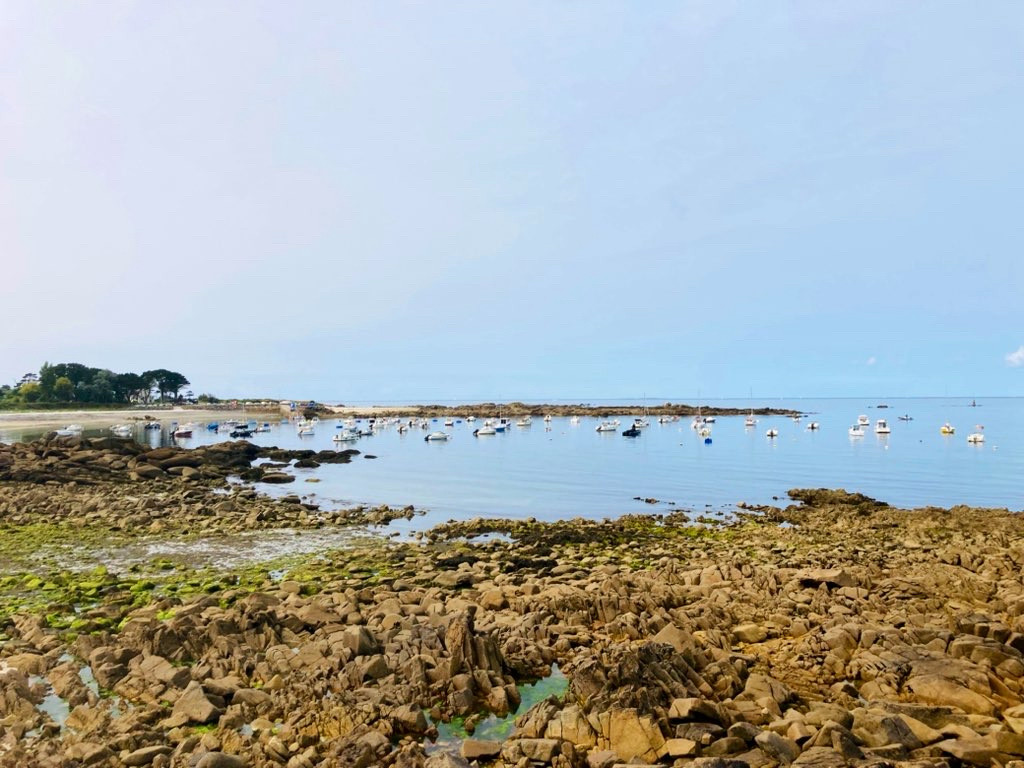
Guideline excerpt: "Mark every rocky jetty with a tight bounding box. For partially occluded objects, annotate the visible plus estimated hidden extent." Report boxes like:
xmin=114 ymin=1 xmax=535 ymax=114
xmin=1 ymin=478 xmax=1023 ymax=767
xmin=334 ymin=403 xmax=800 ymax=420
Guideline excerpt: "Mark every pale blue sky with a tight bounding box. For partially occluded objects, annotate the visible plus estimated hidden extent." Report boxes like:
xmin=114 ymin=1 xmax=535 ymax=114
xmin=2 ymin=2 xmax=1022 ymax=400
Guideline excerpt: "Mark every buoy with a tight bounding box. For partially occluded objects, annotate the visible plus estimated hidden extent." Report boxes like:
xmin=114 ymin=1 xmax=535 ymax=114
xmin=704 ymin=438 xmax=712 ymax=445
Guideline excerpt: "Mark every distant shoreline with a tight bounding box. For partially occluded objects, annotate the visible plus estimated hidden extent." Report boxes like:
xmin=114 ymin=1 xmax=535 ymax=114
xmin=0 ymin=401 xmax=800 ymax=430
xmin=326 ymin=402 xmax=802 ymax=419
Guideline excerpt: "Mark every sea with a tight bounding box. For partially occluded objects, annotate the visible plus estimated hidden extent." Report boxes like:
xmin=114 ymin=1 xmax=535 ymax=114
xmin=2 ymin=397 xmax=1021 ymax=533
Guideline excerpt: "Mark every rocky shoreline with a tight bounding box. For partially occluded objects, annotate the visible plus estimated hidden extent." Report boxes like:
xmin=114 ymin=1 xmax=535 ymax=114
xmin=328 ymin=403 xmax=801 ymax=420
xmin=1 ymin=438 xmax=1023 ymax=767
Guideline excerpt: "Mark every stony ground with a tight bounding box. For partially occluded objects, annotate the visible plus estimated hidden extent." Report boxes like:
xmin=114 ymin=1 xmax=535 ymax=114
xmin=1 ymin=437 xmax=1023 ymax=767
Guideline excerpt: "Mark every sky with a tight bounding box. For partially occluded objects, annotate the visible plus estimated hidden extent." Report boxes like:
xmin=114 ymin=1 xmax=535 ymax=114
xmin=2 ymin=1 xmax=1023 ymax=401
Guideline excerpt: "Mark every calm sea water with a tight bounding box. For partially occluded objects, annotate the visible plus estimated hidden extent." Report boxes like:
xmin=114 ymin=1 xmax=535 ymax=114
xmin=2 ymin=398 xmax=1021 ymax=531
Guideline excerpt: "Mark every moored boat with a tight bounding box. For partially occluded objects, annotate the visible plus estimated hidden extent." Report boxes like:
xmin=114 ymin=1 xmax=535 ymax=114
xmin=424 ymin=431 xmax=450 ymax=441
xmin=848 ymin=425 xmax=865 ymax=437
xmin=940 ymin=422 xmax=956 ymax=435
xmin=595 ymin=421 xmax=617 ymax=432
xmin=765 ymin=428 xmax=778 ymax=438
xmin=875 ymin=419 xmax=891 ymax=435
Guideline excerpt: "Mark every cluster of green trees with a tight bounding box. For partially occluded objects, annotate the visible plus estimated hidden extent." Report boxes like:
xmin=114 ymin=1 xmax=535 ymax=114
xmin=0 ymin=363 xmax=192 ymax=406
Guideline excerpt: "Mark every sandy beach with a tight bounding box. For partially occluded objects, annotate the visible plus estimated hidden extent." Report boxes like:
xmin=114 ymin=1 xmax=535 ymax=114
xmin=0 ymin=406 xmax=279 ymax=430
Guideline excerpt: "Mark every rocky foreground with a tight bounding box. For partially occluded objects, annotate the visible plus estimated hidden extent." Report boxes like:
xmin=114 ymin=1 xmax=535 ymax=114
xmin=1 ymin=442 xmax=1023 ymax=768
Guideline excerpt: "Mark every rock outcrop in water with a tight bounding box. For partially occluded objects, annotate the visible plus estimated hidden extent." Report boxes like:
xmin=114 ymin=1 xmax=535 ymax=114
xmin=1 ymin=474 xmax=1024 ymax=767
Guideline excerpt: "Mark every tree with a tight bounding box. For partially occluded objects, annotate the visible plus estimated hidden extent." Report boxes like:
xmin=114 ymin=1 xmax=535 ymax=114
xmin=53 ymin=376 xmax=74 ymax=401
xmin=19 ymin=381 xmax=41 ymax=402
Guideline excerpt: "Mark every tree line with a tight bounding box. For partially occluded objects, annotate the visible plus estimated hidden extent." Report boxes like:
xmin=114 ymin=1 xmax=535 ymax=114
xmin=0 ymin=363 xmax=194 ymax=405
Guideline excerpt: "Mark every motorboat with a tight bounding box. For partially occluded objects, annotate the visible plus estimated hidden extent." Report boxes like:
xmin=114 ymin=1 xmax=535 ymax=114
xmin=698 ymin=426 xmax=712 ymax=438
xmin=230 ymin=428 xmax=253 ymax=438
xmin=595 ymin=421 xmax=618 ymax=432
xmin=333 ymin=429 xmax=360 ymax=442
xmin=765 ymin=428 xmax=778 ymax=438
xmin=806 ymin=422 xmax=820 ymax=431
xmin=967 ymin=430 xmax=985 ymax=444
xmin=55 ymin=424 xmax=84 ymax=437
xmin=857 ymin=415 xmax=870 ymax=427
xmin=703 ymin=416 xmax=716 ymax=423
xmin=658 ymin=415 xmax=673 ymax=424
xmin=622 ymin=425 xmax=641 ymax=437
xmin=848 ymin=425 xmax=865 ymax=437
xmin=424 ymin=431 xmax=450 ymax=441
xmin=466 ymin=416 xmax=476 ymax=423
xmin=172 ymin=426 xmax=193 ymax=438
xmin=940 ymin=423 xmax=956 ymax=435
xmin=898 ymin=414 xmax=913 ymax=421
xmin=633 ymin=417 xmax=649 ymax=429
xmin=297 ymin=425 xmax=315 ymax=436
xmin=110 ymin=424 xmax=133 ymax=438
xmin=473 ymin=426 xmax=496 ymax=436
xmin=516 ymin=417 xmax=532 ymax=427
xmin=206 ymin=422 xmax=219 ymax=431
xmin=875 ymin=419 xmax=891 ymax=435
xmin=254 ymin=423 xmax=270 ymax=433
xmin=444 ymin=419 xmax=455 ymax=427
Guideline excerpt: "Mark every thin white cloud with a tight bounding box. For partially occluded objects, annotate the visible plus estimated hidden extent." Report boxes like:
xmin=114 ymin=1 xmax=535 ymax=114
xmin=1006 ymin=346 xmax=1024 ymax=367
xmin=866 ymin=356 xmax=876 ymax=366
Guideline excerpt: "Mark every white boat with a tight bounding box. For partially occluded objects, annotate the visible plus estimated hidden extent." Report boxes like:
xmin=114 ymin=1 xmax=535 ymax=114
xmin=172 ymin=426 xmax=194 ymax=438
xmin=940 ymin=422 xmax=956 ymax=435
xmin=543 ymin=414 xmax=552 ymax=423
xmin=633 ymin=417 xmax=649 ymax=429
xmin=55 ymin=424 xmax=84 ymax=437
xmin=744 ymin=411 xmax=757 ymax=428
xmin=466 ymin=416 xmax=476 ymax=423
xmin=474 ymin=426 xmax=496 ymax=436
xmin=297 ymin=425 xmax=315 ymax=436
xmin=658 ymin=415 xmax=673 ymax=424
xmin=857 ymin=415 xmax=870 ymax=426
xmin=332 ymin=429 xmax=360 ymax=442
xmin=698 ymin=426 xmax=712 ymax=438
xmin=444 ymin=419 xmax=455 ymax=427
xmin=424 ymin=431 xmax=450 ymax=441
xmin=967 ymin=426 xmax=985 ymax=444
xmin=570 ymin=415 xmax=581 ymax=425
xmin=806 ymin=422 xmax=820 ymax=431
xmin=397 ymin=424 xmax=409 ymax=433
xmin=875 ymin=419 xmax=891 ymax=435
xmin=596 ymin=421 xmax=618 ymax=432
xmin=765 ymin=428 xmax=778 ymax=438
xmin=516 ymin=416 xmax=532 ymax=427
xmin=110 ymin=424 xmax=133 ymax=438
xmin=848 ymin=425 xmax=865 ymax=437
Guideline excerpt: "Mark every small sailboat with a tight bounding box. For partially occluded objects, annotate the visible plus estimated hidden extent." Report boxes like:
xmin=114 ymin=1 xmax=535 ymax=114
xmin=848 ymin=424 xmax=865 ymax=437
xmin=806 ymin=422 xmax=820 ymax=431
xmin=765 ymin=428 xmax=778 ymax=438
xmin=633 ymin=417 xmax=649 ymax=429
xmin=596 ymin=421 xmax=618 ymax=432
xmin=473 ymin=425 xmax=496 ymax=436
xmin=898 ymin=414 xmax=913 ymax=422
xmin=875 ymin=419 xmax=891 ymax=435
xmin=570 ymin=415 xmax=581 ymax=425
xmin=967 ymin=427 xmax=985 ymax=444
xmin=857 ymin=415 xmax=870 ymax=427
xmin=424 ymin=431 xmax=450 ymax=441
xmin=444 ymin=419 xmax=455 ymax=427
xmin=516 ymin=416 xmax=532 ymax=427
xmin=940 ymin=422 xmax=956 ymax=435
xmin=543 ymin=414 xmax=552 ymax=423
